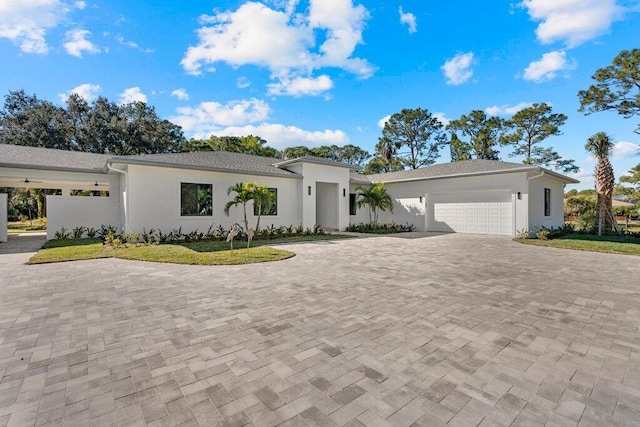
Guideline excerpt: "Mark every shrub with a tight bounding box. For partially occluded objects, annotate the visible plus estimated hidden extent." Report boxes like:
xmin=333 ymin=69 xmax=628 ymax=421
xmin=72 ymin=226 xmax=86 ymax=239
xmin=517 ymin=228 xmax=533 ymax=239
xmin=98 ymin=224 xmax=117 ymax=241
xmin=86 ymin=227 xmax=98 ymax=238
xmin=346 ymin=222 xmax=416 ymax=234
xmin=122 ymin=232 xmax=140 ymax=244
xmin=576 ymin=211 xmax=597 ymax=234
xmin=53 ymin=227 xmax=71 ymax=240
xmin=141 ymin=228 xmax=156 ymax=244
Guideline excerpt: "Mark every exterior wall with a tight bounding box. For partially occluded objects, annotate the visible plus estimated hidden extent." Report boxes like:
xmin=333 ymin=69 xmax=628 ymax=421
xmin=125 ymin=164 xmax=302 ymax=234
xmin=351 ymin=172 xmax=530 ymax=236
xmin=292 ymin=163 xmax=351 ymax=230
xmin=46 ymin=195 xmax=120 ymax=239
xmin=527 ymin=174 xmax=567 ymax=231
xmin=0 ymin=194 xmax=7 ymax=242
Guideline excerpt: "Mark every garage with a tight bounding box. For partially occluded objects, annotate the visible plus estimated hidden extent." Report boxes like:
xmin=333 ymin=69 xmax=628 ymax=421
xmin=427 ymin=190 xmax=513 ymax=235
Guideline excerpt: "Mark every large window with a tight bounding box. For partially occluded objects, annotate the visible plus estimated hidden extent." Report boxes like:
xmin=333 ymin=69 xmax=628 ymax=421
xmin=544 ymin=188 xmax=551 ymax=217
xmin=254 ymin=188 xmax=277 ymax=216
xmin=349 ymin=193 xmax=357 ymax=215
xmin=181 ymin=183 xmax=212 ymax=216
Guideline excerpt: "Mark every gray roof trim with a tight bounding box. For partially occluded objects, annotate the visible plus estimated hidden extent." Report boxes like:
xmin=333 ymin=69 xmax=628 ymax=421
xmin=273 ymin=156 xmax=361 ymax=170
xmin=0 ymin=161 xmax=108 ymax=174
xmin=107 ymin=157 xmax=303 ymax=179
xmin=362 ymin=166 xmax=579 ymax=185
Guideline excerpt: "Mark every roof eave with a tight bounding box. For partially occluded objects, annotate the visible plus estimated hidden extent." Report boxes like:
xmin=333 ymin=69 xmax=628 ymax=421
xmin=107 ymin=158 xmax=302 ymax=179
xmin=0 ymin=162 xmax=107 ymax=175
xmin=370 ymin=167 xmax=538 ymax=184
xmin=273 ymin=158 xmax=361 ymax=170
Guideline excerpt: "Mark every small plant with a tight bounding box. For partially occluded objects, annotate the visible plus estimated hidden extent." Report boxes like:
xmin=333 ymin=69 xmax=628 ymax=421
xmin=72 ymin=226 xmax=86 ymax=239
xmin=104 ymin=230 xmax=123 ymax=247
xmin=536 ymin=229 xmax=550 ymax=240
xmin=86 ymin=227 xmax=98 ymax=238
xmin=54 ymin=227 xmax=71 ymax=240
xmin=346 ymin=222 xmax=416 ymax=234
xmin=168 ymin=227 xmax=183 ymax=243
xmin=141 ymin=228 xmax=156 ymax=244
xmin=517 ymin=228 xmax=532 ymax=239
xmin=122 ymin=232 xmax=140 ymax=245
xmin=98 ymin=224 xmax=117 ymax=240
xmin=155 ymin=229 xmax=170 ymax=244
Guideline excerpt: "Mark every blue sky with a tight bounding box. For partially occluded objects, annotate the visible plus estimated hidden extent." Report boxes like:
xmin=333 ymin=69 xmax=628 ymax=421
xmin=1 ymin=0 xmax=639 ymax=190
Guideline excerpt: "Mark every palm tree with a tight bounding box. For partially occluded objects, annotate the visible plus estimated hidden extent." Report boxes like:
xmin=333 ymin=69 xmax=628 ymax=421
xmin=355 ymin=182 xmax=393 ymax=226
xmin=224 ymin=182 xmax=254 ymax=234
xmin=251 ymin=184 xmax=274 ymax=233
xmin=585 ymin=132 xmax=620 ymax=235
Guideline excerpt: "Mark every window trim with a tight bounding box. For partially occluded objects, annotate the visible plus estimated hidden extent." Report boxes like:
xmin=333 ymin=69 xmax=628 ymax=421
xmin=180 ymin=182 xmax=213 ymax=217
xmin=544 ymin=188 xmax=551 ymax=217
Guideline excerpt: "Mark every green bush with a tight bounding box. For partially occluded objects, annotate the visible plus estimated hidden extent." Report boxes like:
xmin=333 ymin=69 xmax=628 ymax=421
xmin=346 ymin=222 xmax=416 ymax=234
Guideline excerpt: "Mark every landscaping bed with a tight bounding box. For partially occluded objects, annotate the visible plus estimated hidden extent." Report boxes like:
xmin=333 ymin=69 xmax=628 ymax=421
xmin=515 ymin=234 xmax=640 ymax=256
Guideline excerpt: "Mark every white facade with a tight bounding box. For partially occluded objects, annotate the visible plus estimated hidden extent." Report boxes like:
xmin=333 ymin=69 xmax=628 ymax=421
xmin=124 ymin=164 xmax=302 ymax=234
xmin=0 ymin=194 xmax=7 ymax=242
xmin=350 ymin=170 xmax=570 ymax=236
xmin=0 ymin=145 xmax=575 ymax=239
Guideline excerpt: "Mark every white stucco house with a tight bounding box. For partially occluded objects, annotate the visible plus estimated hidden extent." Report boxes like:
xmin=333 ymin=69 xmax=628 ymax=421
xmin=0 ymin=143 xmax=578 ymax=241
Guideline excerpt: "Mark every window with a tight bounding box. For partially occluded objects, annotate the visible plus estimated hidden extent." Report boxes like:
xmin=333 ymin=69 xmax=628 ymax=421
xmin=254 ymin=188 xmax=277 ymax=216
xmin=544 ymin=188 xmax=551 ymax=216
xmin=349 ymin=193 xmax=357 ymax=216
xmin=181 ymin=183 xmax=212 ymax=216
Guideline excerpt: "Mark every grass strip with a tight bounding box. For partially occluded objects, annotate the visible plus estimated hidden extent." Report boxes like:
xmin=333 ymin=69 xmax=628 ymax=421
xmin=514 ymin=234 xmax=640 ymax=256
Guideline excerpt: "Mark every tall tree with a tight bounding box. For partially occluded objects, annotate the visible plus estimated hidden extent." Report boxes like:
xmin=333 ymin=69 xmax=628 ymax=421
xmin=335 ymin=144 xmax=371 ymax=166
xmin=251 ymin=184 xmax=274 ymax=233
xmin=447 ymin=110 xmax=503 ymax=160
xmin=500 ymin=103 xmax=577 ymax=172
xmin=281 ymin=145 xmax=313 ymax=159
xmin=224 ymin=182 xmax=254 ymax=234
xmin=585 ymin=132 xmax=620 ymax=235
xmin=449 ymin=133 xmax=470 ymax=162
xmin=0 ymin=90 xmax=186 ymax=155
xmin=378 ymin=108 xmax=447 ymax=169
xmin=578 ymin=48 xmax=640 ymax=134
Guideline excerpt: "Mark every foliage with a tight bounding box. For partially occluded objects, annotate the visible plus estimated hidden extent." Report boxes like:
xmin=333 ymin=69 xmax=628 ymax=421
xmin=0 ymin=90 xmax=185 ymax=154
xmin=72 ymin=226 xmax=86 ymax=239
xmin=516 ymin=228 xmax=533 ymax=239
xmin=346 ymin=222 xmax=416 ymax=234
xmin=564 ymin=194 xmax=596 ymax=217
xmin=224 ymin=182 xmax=254 ymax=234
xmin=376 ymin=108 xmax=447 ymax=170
xmin=251 ymin=184 xmax=275 ymax=233
xmin=362 ymin=153 xmax=404 ymax=174
xmin=86 ymin=227 xmax=98 ymax=238
xmin=500 ymin=103 xmax=578 ymax=173
xmin=355 ymin=182 xmax=394 ymax=225
xmin=447 ymin=110 xmax=503 ymax=160
xmin=180 ymin=135 xmax=280 ymax=158
xmin=578 ymin=48 xmax=640 ymax=135
xmin=53 ymin=227 xmax=71 ymax=240
xmin=576 ymin=211 xmax=597 ymax=234
xmin=281 ymin=144 xmax=371 ymax=166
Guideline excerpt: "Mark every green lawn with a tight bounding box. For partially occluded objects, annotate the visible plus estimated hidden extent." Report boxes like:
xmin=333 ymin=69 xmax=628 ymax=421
xmin=515 ymin=234 xmax=640 ymax=256
xmin=8 ymin=220 xmax=47 ymax=233
xmin=29 ymin=234 xmax=350 ymax=265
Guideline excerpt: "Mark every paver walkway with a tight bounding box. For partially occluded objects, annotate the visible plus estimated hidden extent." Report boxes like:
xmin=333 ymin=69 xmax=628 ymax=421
xmin=0 ymin=233 xmax=639 ymax=426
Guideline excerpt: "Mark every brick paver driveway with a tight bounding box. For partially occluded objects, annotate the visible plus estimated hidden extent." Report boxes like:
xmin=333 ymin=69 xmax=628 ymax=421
xmin=1 ymin=233 xmax=639 ymax=426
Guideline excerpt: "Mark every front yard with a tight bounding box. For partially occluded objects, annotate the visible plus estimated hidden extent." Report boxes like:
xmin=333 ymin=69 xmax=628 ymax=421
xmin=515 ymin=234 xmax=640 ymax=256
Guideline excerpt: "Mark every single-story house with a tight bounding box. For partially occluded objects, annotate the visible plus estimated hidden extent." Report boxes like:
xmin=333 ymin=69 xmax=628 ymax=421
xmin=0 ymin=143 xmax=578 ymax=241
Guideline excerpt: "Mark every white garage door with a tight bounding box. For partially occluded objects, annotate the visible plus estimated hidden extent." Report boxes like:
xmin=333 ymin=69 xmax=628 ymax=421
xmin=428 ymin=190 xmax=513 ymax=235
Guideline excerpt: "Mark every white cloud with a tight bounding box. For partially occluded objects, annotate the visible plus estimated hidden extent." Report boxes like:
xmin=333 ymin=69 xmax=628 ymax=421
xmin=433 ymin=112 xmax=450 ymax=126
xmin=441 ymin=52 xmax=475 ymax=85
xmin=115 ymin=35 xmax=154 ymax=53
xmin=63 ymin=29 xmax=100 ymax=57
xmin=170 ymin=97 xmax=347 ymax=146
xmin=181 ymin=0 xmax=374 ymax=97
xmin=236 ymin=77 xmax=251 ymax=89
xmin=378 ymin=115 xmax=391 ymax=129
xmin=213 ymin=123 xmax=349 ymax=148
xmin=522 ymin=50 xmax=575 ymax=82
xmin=171 ymin=88 xmax=189 ymax=101
xmin=74 ymin=1 xmax=86 ymax=9
xmin=267 ymin=75 xmax=333 ymax=97
xmin=612 ymin=141 xmax=640 ymax=159
xmin=398 ymin=7 xmax=417 ymax=34
xmin=119 ymin=87 xmax=147 ymax=104
xmin=0 ymin=0 xmax=69 ymax=54
xmin=519 ymin=0 xmax=625 ymax=47
xmin=485 ymin=102 xmax=534 ymax=116
xmin=58 ymin=83 xmax=101 ymax=102
xmin=171 ymin=99 xmax=270 ymax=133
